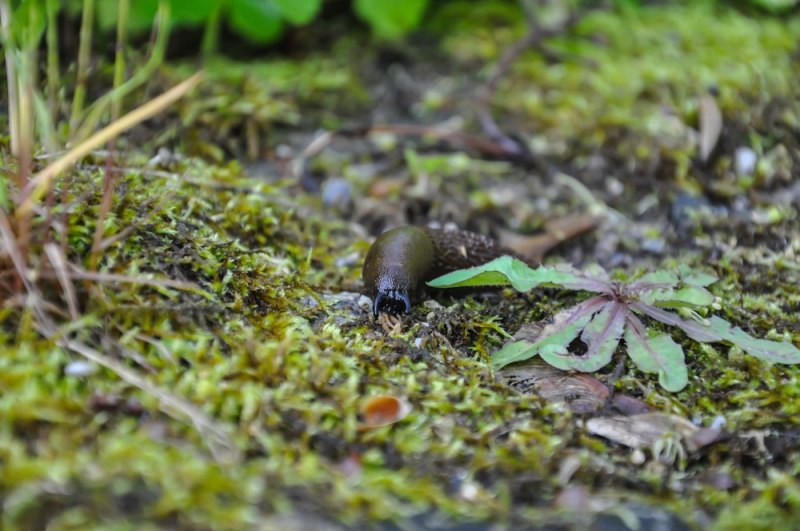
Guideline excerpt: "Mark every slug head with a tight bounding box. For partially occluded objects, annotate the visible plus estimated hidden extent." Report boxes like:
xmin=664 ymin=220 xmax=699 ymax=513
xmin=362 ymin=227 xmax=435 ymax=316
xmin=372 ymin=289 xmax=411 ymax=316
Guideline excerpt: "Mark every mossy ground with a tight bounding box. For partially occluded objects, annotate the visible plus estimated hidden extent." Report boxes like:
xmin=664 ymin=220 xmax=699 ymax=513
xmin=2 ymin=1 xmax=800 ymax=529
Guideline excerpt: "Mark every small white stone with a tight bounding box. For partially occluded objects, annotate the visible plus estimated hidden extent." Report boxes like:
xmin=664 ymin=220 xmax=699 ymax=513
xmin=710 ymin=415 xmax=727 ymax=431
xmin=734 ymin=147 xmax=757 ymax=176
xmin=460 ymin=481 xmax=479 ymax=501
xmin=275 ymin=144 xmax=294 ymax=159
xmin=357 ymin=295 xmax=373 ymax=313
xmin=64 ymin=361 xmax=96 ymax=377
xmin=334 ymin=251 xmax=360 ymax=268
xmin=631 ymin=449 xmax=646 ymax=465
xmin=605 ymin=177 xmax=624 ymax=197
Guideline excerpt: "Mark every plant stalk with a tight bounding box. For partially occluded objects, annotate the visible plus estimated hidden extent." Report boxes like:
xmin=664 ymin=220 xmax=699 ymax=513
xmin=89 ymin=0 xmax=131 ymax=273
xmin=69 ymin=0 xmax=95 ymax=141
xmin=202 ymin=0 xmax=224 ymax=58
xmin=111 ymin=0 xmax=129 ymax=123
xmin=0 ymin=0 xmax=20 ymax=162
xmin=72 ymin=1 xmax=170 ymax=144
xmin=46 ymin=0 xmax=60 ymax=133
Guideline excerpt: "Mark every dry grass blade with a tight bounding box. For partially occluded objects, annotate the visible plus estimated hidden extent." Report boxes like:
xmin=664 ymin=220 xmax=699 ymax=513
xmin=0 ymin=208 xmax=52 ymax=326
xmin=698 ymin=92 xmax=722 ymax=163
xmin=0 ymin=208 xmax=32 ymax=292
xmin=18 ymin=71 xmax=206 ymax=217
xmin=43 ymin=243 xmax=79 ymax=320
xmin=61 ymin=338 xmax=241 ymax=464
xmin=135 ymin=332 xmax=178 ymax=365
xmin=37 ymin=265 xmax=201 ymax=291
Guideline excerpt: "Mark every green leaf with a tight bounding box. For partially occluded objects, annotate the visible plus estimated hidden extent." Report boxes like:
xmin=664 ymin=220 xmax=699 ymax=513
xmin=0 ymin=173 xmax=8 ymax=210
xmin=492 ymin=296 xmax=609 ymax=370
xmin=491 ymin=341 xmax=538 ymax=368
xmin=427 ymin=256 xmax=531 ymax=289
xmin=704 ymin=316 xmax=800 ymax=364
xmin=98 ymin=0 xmax=159 ymax=33
xmin=632 ymin=303 xmax=800 ymax=364
xmin=428 ymin=257 xmax=614 ymax=294
xmin=628 ymin=270 xmax=680 ymax=291
xmin=678 ymin=264 xmax=718 ymax=287
xmin=746 ymin=0 xmax=800 ymax=14
xmin=624 ymin=314 xmax=687 ymax=392
xmin=13 ymin=0 xmax=47 ymax=48
xmin=274 ymin=0 xmax=322 ymax=24
xmin=353 ymin=0 xmax=429 ymax=39
xmin=639 ymin=285 xmax=716 ymax=308
xmin=228 ymin=0 xmax=284 ymax=44
xmin=542 ymin=301 xmax=626 ymax=372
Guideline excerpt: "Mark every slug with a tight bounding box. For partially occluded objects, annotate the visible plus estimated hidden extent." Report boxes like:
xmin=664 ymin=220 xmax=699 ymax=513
xmin=362 ymin=226 xmax=527 ymax=316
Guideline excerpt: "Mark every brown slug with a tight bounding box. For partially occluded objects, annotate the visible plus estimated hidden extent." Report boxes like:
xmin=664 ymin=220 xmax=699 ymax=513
xmin=362 ymin=226 xmax=527 ymax=316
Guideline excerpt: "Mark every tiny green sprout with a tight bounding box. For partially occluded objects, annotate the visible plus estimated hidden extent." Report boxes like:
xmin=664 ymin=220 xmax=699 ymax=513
xmin=428 ymin=258 xmax=800 ymax=392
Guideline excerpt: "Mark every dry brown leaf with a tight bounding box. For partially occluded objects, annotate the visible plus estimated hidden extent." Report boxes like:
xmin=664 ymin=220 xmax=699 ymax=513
xmin=698 ymin=92 xmax=722 ymax=163
xmin=586 ymin=413 xmax=721 ymax=453
xmin=499 ymin=213 xmax=605 ymax=262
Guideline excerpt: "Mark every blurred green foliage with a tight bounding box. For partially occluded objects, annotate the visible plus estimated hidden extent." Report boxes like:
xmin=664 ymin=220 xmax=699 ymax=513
xmin=58 ymin=0 xmax=435 ymax=44
xmin=44 ymin=0 xmax=800 ymax=47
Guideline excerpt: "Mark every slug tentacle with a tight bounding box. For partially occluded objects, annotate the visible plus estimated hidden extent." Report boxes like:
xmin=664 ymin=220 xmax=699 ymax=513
xmin=362 ymin=225 xmax=527 ymax=316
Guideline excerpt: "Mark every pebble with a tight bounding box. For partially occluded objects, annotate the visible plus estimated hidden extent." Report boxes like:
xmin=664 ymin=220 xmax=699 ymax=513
xmin=64 ymin=361 xmax=96 ymax=377
xmin=641 ymin=237 xmax=666 ymax=254
xmin=734 ymin=147 xmax=757 ymax=176
xmin=321 ymin=178 xmax=352 ymax=209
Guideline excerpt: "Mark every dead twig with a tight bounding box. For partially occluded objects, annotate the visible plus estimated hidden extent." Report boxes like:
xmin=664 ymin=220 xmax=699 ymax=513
xmin=43 ymin=243 xmax=80 ymax=321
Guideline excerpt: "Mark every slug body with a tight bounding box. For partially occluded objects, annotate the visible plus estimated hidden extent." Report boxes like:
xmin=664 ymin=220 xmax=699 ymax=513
xmin=362 ymin=226 xmax=525 ymax=316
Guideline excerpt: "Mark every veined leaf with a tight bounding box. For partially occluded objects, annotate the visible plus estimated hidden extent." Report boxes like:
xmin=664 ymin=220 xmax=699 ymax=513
xmin=428 ymin=257 xmax=614 ymax=294
xmin=491 ymin=341 xmax=538 ymax=369
xmin=627 ymin=270 xmax=680 ymax=292
xmin=492 ymin=296 xmax=609 ymax=370
xmin=631 ymin=302 xmax=720 ymax=343
xmin=542 ymin=301 xmax=626 ymax=372
xmin=428 ymin=256 xmax=529 ymax=289
xmin=678 ymin=264 xmax=718 ymax=287
xmin=632 ymin=303 xmax=800 ymax=364
xmin=704 ymin=316 xmax=800 ymax=364
xmin=625 ymin=314 xmax=687 ymax=392
xmin=639 ymin=285 xmax=716 ymax=308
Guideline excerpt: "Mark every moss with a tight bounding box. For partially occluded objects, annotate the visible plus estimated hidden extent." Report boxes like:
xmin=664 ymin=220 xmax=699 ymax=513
xmin=3 ymin=1 xmax=800 ymax=529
